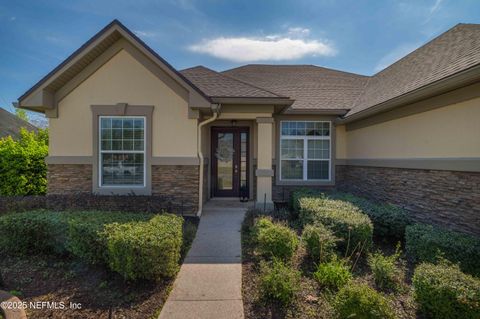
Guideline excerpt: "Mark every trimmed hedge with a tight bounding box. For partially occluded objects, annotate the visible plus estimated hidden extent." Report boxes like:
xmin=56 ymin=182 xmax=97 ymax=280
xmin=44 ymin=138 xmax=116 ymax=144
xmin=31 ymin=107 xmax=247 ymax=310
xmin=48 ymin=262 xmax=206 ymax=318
xmin=413 ymin=262 xmax=480 ymax=319
xmin=0 ymin=210 xmax=68 ymax=255
xmin=104 ymin=214 xmax=183 ymax=280
xmin=66 ymin=211 xmax=153 ymax=264
xmin=296 ymin=193 xmax=373 ymax=254
xmin=334 ymin=282 xmax=396 ymax=319
xmin=333 ymin=193 xmax=411 ymax=239
xmin=253 ymin=217 xmax=299 ymax=261
xmin=0 ymin=210 xmax=184 ymax=281
xmin=405 ymin=223 xmax=480 ymax=276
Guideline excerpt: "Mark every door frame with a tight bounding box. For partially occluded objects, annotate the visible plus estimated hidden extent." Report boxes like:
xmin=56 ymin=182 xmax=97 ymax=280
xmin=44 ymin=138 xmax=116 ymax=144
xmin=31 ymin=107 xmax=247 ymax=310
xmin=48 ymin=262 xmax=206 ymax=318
xmin=211 ymin=126 xmax=250 ymax=198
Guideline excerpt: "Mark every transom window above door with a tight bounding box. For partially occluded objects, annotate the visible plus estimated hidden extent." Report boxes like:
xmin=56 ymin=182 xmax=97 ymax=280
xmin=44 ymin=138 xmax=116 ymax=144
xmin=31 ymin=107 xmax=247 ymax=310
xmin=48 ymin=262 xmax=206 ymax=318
xmin=280 ymin=121 xmax=331 ymax=181
xmin=99 ymin=116 xmax=145 ymax=187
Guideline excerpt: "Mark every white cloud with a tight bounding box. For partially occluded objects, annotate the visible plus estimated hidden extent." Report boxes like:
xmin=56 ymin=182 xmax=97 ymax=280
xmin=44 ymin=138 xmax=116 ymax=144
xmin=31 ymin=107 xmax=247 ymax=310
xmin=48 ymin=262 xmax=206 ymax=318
xmin=374 ymin=43 xmax=420 ymax=73
xmin=189 ymin=29 xmax=335 ymax=62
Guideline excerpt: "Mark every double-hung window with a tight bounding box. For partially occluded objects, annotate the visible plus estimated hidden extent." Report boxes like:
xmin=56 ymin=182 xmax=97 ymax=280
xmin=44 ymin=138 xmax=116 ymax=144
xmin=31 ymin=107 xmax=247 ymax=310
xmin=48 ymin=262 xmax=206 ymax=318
xmin=99 ymin=116 xmax=145 ymax=187
xmin=280 ymin=121 xmax=331 ymax=181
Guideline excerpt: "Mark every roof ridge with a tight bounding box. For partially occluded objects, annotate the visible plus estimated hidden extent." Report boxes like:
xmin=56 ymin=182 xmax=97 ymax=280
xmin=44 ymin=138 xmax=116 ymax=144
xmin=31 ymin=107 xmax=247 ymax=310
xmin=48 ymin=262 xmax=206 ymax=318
xmin=188 ymin=65 xmax=288 ymax=98
xmin=220 ymin=71 xmax=288 ymax=98
xmin=372 ymin=23 xmax=469 ymax=77
xmin=222 ymin=63 xmax=368 ymax=78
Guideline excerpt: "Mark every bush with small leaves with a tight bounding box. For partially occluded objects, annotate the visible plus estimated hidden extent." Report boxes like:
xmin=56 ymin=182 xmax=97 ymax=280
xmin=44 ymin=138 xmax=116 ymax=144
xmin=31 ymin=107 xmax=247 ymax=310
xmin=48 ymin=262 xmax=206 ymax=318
xmin=368 ymin=244 xmax=405 ymax=291
xmin=334 ymin=282 xmax=396 ymax=319
xmin=254 ymin=217 xmax=299 ymax=261
xmin=103 ymin=214 xmax=183 ymax=281
xmin=333 ymin=193 xmax=411 ymax=239
xmin=405 ymin=223 xmax=480 ymax=276
xmin=295 ymin=193 xmax=373 ymax=255
xmin=259 ymin=259 xmax=301 ymax=306
xmin=314 ymin=257 xmax=352 ymax=290
xmin=413 ymin=262 xmax=480 ymax=319
xmin=302 ymin=223 xmax=340 ymax=263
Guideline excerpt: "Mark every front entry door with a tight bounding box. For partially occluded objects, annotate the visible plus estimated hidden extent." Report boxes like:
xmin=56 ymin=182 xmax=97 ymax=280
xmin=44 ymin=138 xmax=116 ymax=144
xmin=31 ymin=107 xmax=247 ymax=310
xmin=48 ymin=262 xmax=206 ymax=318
xmin=211 ymin=127 xmax=249 ymax=197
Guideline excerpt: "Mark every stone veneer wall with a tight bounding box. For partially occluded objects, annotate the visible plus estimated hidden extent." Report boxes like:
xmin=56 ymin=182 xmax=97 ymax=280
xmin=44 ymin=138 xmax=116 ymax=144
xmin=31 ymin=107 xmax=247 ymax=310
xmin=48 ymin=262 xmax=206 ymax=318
xmin=271 ymin=164 xmax=335 ymax=202
xmin=152 ymin=165 xmax=199 ymax=215
xmin=336 ymin=165 xmax=480 ymax=236
xmin=46 ymin=164 xmax=199 ymax=215
xmin=48 ymin=164 xmax=92 ymax=194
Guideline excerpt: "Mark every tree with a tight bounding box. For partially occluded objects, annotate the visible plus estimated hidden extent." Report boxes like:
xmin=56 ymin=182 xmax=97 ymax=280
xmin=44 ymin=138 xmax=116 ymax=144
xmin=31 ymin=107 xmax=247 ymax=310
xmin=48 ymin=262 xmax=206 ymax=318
xmin=15 ymin=108 xmax=29 ymax=122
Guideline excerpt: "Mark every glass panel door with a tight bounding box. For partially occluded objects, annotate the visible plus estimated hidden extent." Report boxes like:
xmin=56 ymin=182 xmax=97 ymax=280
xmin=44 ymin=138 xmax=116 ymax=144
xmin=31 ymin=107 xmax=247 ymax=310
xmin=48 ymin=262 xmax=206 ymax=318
xmin=212 ymin=127 xmax=249 ymax=198
xmin=216 ymin=132 xmax=234 ymax=191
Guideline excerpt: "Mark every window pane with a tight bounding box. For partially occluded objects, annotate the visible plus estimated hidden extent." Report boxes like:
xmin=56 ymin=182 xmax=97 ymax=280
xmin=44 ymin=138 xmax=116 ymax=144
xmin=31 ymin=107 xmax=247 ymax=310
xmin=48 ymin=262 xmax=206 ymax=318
xmin=307 ymin=140 xmax=330 ymax=159
xmin=101 ymin=153 xmax=144 ymax=186
xmin=307 ymin=160 xmax=329 ymax=180
xmin=281 ymin=139 xmax=303 ymax=159
xmin=281 ymin=160 xmax=303 ymax=179
xmin=100 ymin=117 xmax=145 ymax=152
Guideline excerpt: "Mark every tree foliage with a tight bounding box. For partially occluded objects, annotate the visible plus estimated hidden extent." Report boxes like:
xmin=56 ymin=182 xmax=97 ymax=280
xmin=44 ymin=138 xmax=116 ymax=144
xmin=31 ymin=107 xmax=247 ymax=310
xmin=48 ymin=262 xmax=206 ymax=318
xmin=0 ymin=128 xmax=48 ymax=195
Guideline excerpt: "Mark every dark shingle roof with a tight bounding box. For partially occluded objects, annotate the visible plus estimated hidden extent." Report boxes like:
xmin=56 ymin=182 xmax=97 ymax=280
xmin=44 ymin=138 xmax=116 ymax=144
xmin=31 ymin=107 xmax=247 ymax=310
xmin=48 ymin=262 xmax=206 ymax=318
xmin=180 ymin=66 xmax=285 ymax=98
xmin=222 ymin=65 xmax=369 ymax=112
xmin=220 ymin=24 xmax=480 ymax=117
xmin=348 ymin=23 xmax=480 ymax=117
xmin=0 ymin=108 xmax=38 ymax=139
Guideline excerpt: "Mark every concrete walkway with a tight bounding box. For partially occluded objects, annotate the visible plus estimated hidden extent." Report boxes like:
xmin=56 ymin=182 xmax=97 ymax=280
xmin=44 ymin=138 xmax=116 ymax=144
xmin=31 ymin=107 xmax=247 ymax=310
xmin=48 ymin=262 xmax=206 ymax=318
xmin=159 ymin=200 xmax=248 ymax=319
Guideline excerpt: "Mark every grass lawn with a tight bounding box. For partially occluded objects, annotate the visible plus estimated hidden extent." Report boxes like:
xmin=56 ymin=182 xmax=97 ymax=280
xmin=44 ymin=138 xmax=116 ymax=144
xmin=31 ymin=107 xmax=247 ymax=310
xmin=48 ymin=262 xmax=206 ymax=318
xmin=241 ymin=209 xmax=418 ymax=319
xmin=0 ymin=215 xmax=198 ymax=319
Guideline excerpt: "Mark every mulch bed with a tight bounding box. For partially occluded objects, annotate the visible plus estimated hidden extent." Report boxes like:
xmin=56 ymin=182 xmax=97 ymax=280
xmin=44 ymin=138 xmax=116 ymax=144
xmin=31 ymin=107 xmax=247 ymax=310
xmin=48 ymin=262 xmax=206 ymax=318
xmin=0 ymin=255 xmax=172 ymax=319
xmin=241 ymin=219 xmax=420 ymax=319
xmin=0 ymin=217 xmax=199 ymax=319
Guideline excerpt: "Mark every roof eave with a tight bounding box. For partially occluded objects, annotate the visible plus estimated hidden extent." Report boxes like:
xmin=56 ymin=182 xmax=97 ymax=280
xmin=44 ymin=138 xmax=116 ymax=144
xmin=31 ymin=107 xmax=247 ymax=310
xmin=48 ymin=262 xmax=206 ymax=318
xmin=337 ymin=63 xmax=480 ymax=124
xmin=17 ymin=20 xmax=212 ymax=114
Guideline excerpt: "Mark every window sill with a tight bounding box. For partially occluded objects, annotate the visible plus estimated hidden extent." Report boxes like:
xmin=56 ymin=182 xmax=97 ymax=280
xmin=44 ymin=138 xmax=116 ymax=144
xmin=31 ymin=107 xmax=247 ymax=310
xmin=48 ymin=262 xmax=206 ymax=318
xmin=275 ymin=180 xmax=335 ymax=186
xmin=93 ymin=186 xmax=151 ymax=196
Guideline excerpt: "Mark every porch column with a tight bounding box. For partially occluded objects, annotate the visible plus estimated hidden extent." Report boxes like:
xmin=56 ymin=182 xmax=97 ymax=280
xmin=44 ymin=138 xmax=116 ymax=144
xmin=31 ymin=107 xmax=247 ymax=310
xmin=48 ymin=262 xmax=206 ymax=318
xmin=256 ymin=117 xmax=274 ymax=207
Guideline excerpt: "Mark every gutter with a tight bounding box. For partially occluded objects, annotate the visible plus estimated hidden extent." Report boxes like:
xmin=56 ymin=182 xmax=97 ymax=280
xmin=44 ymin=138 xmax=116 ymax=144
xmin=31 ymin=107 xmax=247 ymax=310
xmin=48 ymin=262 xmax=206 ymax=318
xmin=196 ymin=104 xmax=221 ymax=216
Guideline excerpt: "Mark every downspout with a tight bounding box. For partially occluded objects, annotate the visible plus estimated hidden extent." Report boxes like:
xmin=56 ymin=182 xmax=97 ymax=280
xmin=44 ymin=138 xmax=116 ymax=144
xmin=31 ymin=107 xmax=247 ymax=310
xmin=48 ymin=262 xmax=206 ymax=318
xmin=196 ymin=104 xmax=221 ymax=216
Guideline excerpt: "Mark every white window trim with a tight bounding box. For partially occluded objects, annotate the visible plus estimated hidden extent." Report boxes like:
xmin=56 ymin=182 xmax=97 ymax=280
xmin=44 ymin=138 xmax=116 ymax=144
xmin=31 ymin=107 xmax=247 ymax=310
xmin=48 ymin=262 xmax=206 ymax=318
xmin=279 ymin=121 xmax=332 ymax=182
xmin=98 ymin=115 xmax=147 ymax=188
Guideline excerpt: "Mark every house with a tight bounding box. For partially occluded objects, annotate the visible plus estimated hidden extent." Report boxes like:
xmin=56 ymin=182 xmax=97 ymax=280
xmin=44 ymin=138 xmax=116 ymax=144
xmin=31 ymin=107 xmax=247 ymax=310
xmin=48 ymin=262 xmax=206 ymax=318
xmin=0 ymin=108 xmax=37 ymax=139
xmin=17 ymin=20 xmax=480 ymax=234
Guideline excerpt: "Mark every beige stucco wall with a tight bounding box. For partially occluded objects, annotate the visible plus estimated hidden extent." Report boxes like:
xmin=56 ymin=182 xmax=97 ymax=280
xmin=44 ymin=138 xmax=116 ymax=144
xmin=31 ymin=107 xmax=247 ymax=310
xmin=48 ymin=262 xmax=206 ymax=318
xmin=345 ymin=97 xmax=480 ymax=159
xmin=336 ymin=124 xmax=347 ymax=159
xmin=49 ymin=49 xmax=197 ymax=157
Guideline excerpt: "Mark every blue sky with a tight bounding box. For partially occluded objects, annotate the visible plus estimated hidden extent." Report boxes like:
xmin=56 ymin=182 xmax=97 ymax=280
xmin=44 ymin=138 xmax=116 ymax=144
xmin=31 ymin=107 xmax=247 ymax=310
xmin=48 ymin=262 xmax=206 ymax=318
xmin=1 ymin=0 xmax=479 ymax=122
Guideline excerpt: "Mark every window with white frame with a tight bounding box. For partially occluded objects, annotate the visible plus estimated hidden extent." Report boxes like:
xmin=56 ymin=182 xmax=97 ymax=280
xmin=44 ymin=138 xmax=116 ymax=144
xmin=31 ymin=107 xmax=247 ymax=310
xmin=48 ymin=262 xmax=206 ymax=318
xmin=280 ymin=121 xmax=331 ymax=181
xmin=99 ymin=116 xmax=145 ymax=187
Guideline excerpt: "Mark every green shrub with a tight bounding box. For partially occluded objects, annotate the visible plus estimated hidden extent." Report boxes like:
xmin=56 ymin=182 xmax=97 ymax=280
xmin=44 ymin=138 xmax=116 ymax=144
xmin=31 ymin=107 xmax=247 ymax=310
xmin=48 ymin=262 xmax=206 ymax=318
xmin=335 ymin=283 xmax=396 ymax=319
xmin=291 ymin=188 xmax=323 ymax=212
xmin=297 ymin=194 xmax=373 ymax=254
xmin=66 ymin=211 xmax=152 ymax=264
xmin=314 ymin=257 xmax=352 ymax=290
xmin=104 ymin=214 xmax=183 ymax=280
xmin=405 ymin=223 xmax=480 ymax=276
xmin=413 ymin=262 xmax=480 ymax=319
xmin=259 ymin=259 xmax=301 ymax=306
xmin=0 ymin=128 xmax=48 ymax=195
xmin=0 ymin=210 xmax=68 ymax=254
xmin=302 ymin=223 xmax=340 ymax=263
xmin=333 ymin=193 xmax=411 ymax=239
xmin=254 ymin=217 xmax=299 ymax=261
xmin=368 ymin=244 xmax=404 ymax=291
